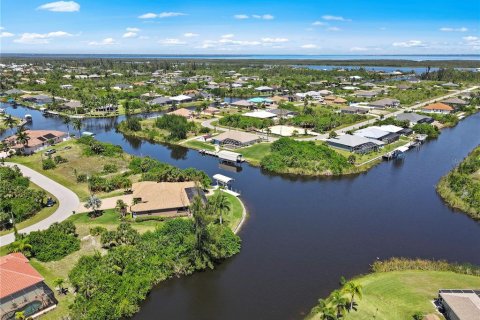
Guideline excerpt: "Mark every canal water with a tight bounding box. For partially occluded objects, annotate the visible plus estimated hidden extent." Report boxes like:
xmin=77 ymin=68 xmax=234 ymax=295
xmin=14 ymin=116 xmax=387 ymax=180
xmin=2 ymin=103 xmax=480 ymax=320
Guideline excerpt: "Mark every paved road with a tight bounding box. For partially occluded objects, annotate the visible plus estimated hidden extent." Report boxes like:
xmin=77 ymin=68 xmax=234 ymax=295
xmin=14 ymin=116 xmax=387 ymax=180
xmin=0 ymin=163 xmax=80 ymax=246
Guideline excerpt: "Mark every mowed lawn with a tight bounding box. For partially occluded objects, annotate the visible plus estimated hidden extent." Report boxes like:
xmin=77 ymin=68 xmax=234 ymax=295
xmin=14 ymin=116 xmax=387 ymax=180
xmin=9 ymin=140 xmax=133 ymax=200
xmin=213 ymin=190 xmax=245 ymax=231
xmin=237 ymin=142 xmax=272 ymax=165
xmin=346 ymin=271 xmax=480 ymax=320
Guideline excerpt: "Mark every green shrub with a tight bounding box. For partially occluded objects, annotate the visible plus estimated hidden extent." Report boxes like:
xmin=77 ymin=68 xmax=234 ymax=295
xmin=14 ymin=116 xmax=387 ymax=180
xmin=102 ymin=163 xmax=118 ymax=174
xmin=53 ymin=155 xmax=68 ymax=164
xmin=42 ymin=158 xmax=56 ymax=170
xmin=76 ymin=173 xmax=87 ymax=183
xmin=90 ymin=226 xmax=107 ymax=236
xmin=412 ymin=123 xmax=440 ymax=139
xmin=134 ymin=215 xmax=165 ymax=222
xmin=27 ymin=221 xmax=80 ymax=262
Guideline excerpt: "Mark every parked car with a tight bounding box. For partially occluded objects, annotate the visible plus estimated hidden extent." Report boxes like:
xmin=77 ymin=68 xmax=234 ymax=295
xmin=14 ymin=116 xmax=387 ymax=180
xmin=46 ymin=197 xmax=56 ymax=207
xmin=44 ymin=149 xmax=56 ymax=156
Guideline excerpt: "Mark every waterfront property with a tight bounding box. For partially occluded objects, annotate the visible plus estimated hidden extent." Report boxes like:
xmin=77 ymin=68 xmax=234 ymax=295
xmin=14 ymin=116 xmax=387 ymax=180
xmin=167 ymin=108 xmax=194 ymax=119
xmin=354 ymin=126 xmax=400 ymax=144
xmin=396 ymin=112 xmax=434 ymax=125
xmin=438 ymin=289 xmax=480 ymax=320
xmin=3 ymin=130 xmax=68 ymax=155
xmin=326 ymin=134 xmax=384 ymax=154
xmin=130 ymin=181 xmax=206 ymax=217
xmin=422 ymin=102 xmax=455 ymax=114
xmin=212 ymin=131 xmax=262 ymax=148
xmin=0 ymin=253 xmax=57 ymax=320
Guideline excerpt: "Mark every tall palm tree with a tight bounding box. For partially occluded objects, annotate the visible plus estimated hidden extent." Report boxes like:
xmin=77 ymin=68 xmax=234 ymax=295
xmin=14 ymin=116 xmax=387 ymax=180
xmin=213 ymin=192 xmax=231 ymax=225
xmin=115 ymin=199 xmax=128 ymax=219
xmin=15 ymin=127 xmax=30 ymax=146
xmin=343 ymin=281 xmax=363 ymax=312
xmin=72 ymin=118 xmax=82 ymax=137
xmin=63 ymin=116 xmax=71 ymax=136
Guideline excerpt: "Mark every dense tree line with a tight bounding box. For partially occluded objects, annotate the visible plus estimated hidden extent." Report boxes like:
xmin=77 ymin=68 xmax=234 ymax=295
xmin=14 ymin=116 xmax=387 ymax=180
xmin=0 ymin=165 xmax=46 ymax=230
xmin=155 ymin=114 xmax=197 ymax=140
xmin=68 ymin=201 xmax=240 ymax=319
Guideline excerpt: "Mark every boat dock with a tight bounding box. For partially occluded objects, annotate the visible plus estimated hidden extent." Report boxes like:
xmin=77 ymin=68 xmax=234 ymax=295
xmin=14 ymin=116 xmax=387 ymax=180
xmin=199 ymin=149 xmax=245 ymax=163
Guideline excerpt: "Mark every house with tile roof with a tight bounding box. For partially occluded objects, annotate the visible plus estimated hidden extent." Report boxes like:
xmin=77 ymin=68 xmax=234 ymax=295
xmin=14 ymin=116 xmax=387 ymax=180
xmin=0 ymin=253 xmax=57 ymax=319
xmin=422 ymin=102 xmax=455 ymax=114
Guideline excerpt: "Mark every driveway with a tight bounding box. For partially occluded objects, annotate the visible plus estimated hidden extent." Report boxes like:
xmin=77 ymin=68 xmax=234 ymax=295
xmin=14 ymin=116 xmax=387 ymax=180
xmin=0 ymin=163 xmax=80 ymax=246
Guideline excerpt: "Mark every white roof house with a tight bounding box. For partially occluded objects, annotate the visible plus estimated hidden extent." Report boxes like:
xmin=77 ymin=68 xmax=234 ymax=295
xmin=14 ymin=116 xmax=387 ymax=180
xmin=354 ymin=127 xmax=391 ymax=140
xmin=243 ymin=111 xmax=277 ymax=119
xmin=255 ymin=86 xmax=274 ymax=92
xmin=170 ymin=94 xmax=192 ymax=102
xmin=378 ymin=125 xmax=404 ymax=133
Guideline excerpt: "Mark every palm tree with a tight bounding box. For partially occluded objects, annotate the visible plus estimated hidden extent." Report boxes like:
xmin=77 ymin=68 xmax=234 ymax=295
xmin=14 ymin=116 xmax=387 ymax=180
xmin=343 ymin=281 xmax=363 ymax=312
xmin=4 ymin=115 xmax=17 ymax=129
xmin=15 ymin=127 xmax=30 ymax=147
xmin=63 ymin=116 xmax=71 ymax=136
xmin=54 ymin=278 xmax=67 ymax=295
xmin=311 ymin=299 xmax=337 ymax=320
xmin=213 ymin=192 xmax=231 ymax=225
xmin=72 ymin=118 xmax=82 ymax=137
xmin=84 ymin=195 xmax=102 ymax=217
xmin=191 ymin=196 xmax=214 ymax=268
xmin=115 ymin=199 xmax=128 ymax=219
xmin=329 ymin=290 xmax=348 ymax=319
xmin=8 ymin=237 xmax=32 ymax=257
xmin=14 ymin=311 xmax=26 ymax=320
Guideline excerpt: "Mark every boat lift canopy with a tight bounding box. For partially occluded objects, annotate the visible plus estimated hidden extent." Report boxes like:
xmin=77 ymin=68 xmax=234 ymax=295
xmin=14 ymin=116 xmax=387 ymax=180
xmin=213 ymin=174 xmax=234 ymax=184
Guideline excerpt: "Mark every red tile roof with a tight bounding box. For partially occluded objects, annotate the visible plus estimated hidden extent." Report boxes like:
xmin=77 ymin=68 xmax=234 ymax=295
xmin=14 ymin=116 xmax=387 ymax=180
xmin=423 ymin=102 xmax=454 ymax=111
xmin=0 ymin=253 xmax=44 ymax=299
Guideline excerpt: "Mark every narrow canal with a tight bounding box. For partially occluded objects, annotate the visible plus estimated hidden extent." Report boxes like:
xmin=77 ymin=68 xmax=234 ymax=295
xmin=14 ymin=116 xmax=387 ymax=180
xmin=2 ymin=104 xmax=480 ymax=320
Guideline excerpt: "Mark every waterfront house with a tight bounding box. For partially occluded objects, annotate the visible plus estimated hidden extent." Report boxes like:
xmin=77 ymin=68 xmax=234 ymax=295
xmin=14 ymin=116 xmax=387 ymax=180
xmin=170 ymin=94 xmax=193 ymax=103
xmin=22 ymin=94 xmax=52 ymax=105
xmin=95 ymin=104 xmax=118 ymax=112
xmin=396 ymin=113 xmax=434 ymax=125
xmin=60 ymin=100 xmax=82 ymax=111
xmin=422 ymin=102 xmax=454 ymax=114
xmin=168 ymin=108 xmax=194 ymax=119
xmin=130 ymin=181 xmax=206 ymax=217
xmin=243 ymin=110 xmax=277 ymax=119
xmin=3 ymin=88 xmax=24 ymax=96
xmin=4 ymin=130 xmax=68 ymax=155
xmin=354 ymin=126 xmax=400 ymax=144
xmin=212 ymin=131 xmax=261 ymax=148
xmin=438 ymin=289 xmax=480 ymax=320
xmin=442 ymin=97 xmax=468 ymax=108
xmin=326 ymin=134 xmax=384 ymax=154
xmin=149 ymin=96 xmax=173 ymax=106
xmin=231 ymin=100 xmax=254 ymax=109
xmin=0 ymin=253 xmax=57 ymax=320
xmin=255 ymin=86 xmax=274 ymax=93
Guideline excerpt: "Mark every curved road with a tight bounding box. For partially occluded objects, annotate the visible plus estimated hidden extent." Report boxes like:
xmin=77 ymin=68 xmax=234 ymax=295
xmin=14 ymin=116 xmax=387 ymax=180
xmin=0 ymin=163 xmax=80 ymax=246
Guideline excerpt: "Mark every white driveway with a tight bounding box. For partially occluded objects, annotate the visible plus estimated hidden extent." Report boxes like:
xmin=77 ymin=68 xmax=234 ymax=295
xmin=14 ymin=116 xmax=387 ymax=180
xmin=0 ymin=163 xmax=80 ymax=246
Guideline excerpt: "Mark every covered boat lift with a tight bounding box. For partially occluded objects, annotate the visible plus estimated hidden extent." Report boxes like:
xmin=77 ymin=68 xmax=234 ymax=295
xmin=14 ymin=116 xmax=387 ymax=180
xmin=217 ymin=150 xmax=244 ymax=163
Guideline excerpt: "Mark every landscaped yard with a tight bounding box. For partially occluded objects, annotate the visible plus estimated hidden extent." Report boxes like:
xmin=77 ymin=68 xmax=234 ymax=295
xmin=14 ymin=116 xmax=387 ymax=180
xmin=340 ymin=270 xmax=480 ymax=320
xmin=237 ymin=142 xmax=272 ymax=165
xmin=182 ymin=139 xmax=216 ymax=151
xmin=9 ymin=140 xmax=133 ymax=200
xmin=213 ymin=190 xmax=245 ymax=231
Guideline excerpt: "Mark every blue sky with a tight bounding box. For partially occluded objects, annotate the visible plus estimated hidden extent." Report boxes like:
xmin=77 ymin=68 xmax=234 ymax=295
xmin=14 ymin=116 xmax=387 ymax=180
xmin=0 ymin=0 xmax=479 ymax=54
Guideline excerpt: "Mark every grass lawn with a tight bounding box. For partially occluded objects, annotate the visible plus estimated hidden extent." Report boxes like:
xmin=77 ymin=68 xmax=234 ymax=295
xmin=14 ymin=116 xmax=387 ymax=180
xmin=237 ymin=142 xmax=272 ymax=165
xmin=0 ymin=182 xmax=59 ymax=236
xmin=9 ymin=140 xmax=133 ymax=200
xmin=310 ymin=271 xmax=480 ymax=320
xmin=213 ymin=190 xmax=244 ymax=231
xmin=182 ymin=139 xmax=216 ymax=151
xmin=66 ymin=209 xmax=164 ymax=237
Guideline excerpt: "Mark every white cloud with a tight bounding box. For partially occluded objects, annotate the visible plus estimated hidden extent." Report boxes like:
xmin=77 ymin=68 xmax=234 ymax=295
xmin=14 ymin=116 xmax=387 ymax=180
xmin=254 ymin=14 xmax=274 ymax=20
xmin=312 ymin=21 xmax=327 ymax=26
xmin=123 ymin=32 xmax=137 ymax=38
xmin=0 ymin=27 xmax=4 ymax=30
xmin=392 ymin=40 xmax=426 ymax=48
xmin=184 ymin=32 xmax=199 ymax=38
xmin=14 ymin=31 xmax=72 ymax=44
xmin=261 ymin=37 xmax=289 ymax=43
xmin=159 ymin=38 xmax=186 ymax=45
xmin=221 ymin=34 xmax=234 ymax=38
xmin=301 ymin=44 xmax=317 ymax=49
xmin=88 ymin=38 xmax=117 ymax=46
xmin=440 ymin=27 xmax=468 ymax=32
xmin=219 ymin=38 xmax=261 ymax=46
xmin=463 ymin=36 xmax=479 ymax=42
xmin=234 ymin=14 xmax=249 ymax=19
xmin=327 ymin=27 xmax=341 ymax=31
xmin=350 ymin=47 xmax=368 ymax=52
xmin=463 ymin=36 xmax=480 ymax=48
xmin=0 ymin=32 xmax=15 ymax=38
xmin=322 ymin=15 xmax=350 ymax=21
xmin=37 ymin=1 xmax=80 ymax=12
xmin=126 ymin=27 xmax=140 ymax=32
xmin=139 ymin=12 xmax=186 ymax=19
